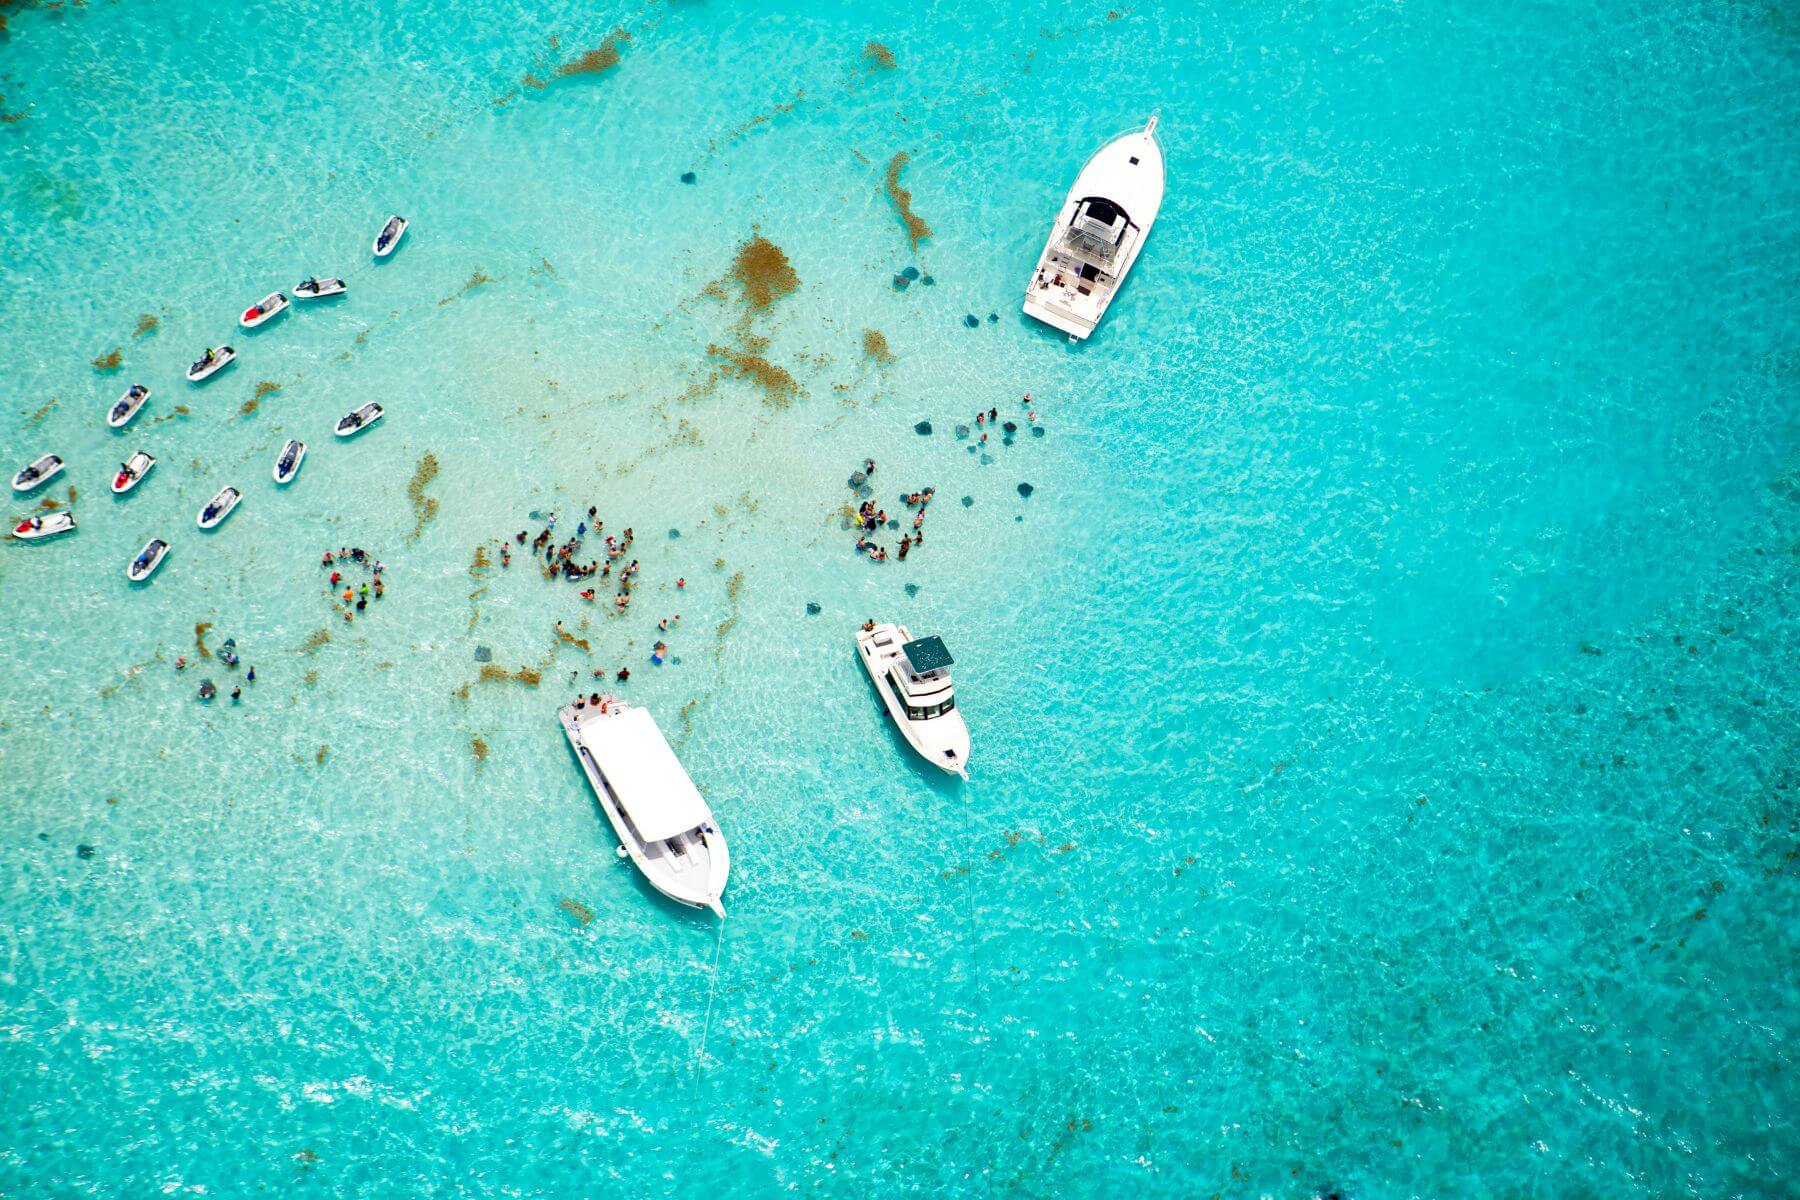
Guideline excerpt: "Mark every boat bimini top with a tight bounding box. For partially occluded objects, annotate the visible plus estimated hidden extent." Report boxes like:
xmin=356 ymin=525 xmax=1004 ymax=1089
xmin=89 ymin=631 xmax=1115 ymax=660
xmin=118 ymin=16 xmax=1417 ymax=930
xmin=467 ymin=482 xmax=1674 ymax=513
xmin=573 ymin=705 xmax=711 ymax=842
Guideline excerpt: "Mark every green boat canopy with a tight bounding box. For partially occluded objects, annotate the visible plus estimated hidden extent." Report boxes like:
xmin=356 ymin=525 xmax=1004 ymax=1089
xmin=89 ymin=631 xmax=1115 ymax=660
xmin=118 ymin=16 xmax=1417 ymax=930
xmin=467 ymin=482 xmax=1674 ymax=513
xmin=901 ymin=636 xmax=954 ymax=674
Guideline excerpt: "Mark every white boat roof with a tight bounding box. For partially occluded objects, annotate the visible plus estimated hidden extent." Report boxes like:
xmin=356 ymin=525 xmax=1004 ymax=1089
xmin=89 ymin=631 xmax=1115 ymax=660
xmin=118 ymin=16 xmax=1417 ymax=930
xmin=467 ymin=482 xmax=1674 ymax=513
xmin=574 ymin=706 xmax=710 ymax=842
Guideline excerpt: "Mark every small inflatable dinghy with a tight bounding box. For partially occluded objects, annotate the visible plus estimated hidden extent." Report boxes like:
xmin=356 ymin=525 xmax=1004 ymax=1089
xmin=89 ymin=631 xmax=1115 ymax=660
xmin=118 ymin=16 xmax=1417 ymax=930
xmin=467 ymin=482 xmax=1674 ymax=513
xmin=12 ymin=453 xmax=64 ymax=493
xmin=295 ymin=276 xmax=347 ymax=300
xmin=197 ymin=485 xmax=241 ymax=529
xmin=187 ymin=346 xmax=236 ymax=383
xmin=240 ymin=291 xmax=289 ymax=328
xmin=113 ymin=451 xmax=157 ymax=495
xmin=127 ymin=538 xmax=169 ymax=582
xmin=373 ymin=214 xmax=408 ymax=258
xmin=12 ymin=512 xmax=76 ymax=541
xmin=335 ymin=403 xmax=384 ymax=437
xmin=273 ymin=439 xmax=306 ymax=484
xmin=108 ymin=384 xmax=151 ymax=429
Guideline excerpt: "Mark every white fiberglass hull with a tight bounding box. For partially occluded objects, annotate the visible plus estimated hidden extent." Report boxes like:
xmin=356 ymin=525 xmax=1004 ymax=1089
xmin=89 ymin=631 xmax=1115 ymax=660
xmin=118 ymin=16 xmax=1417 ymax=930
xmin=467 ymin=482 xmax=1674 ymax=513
xmin=559 ymin=702 xmax=729 ymax=916
xmin=12 ymin=455 xmax=64 ymax=493
xmin=186 ymin=347 xmax=236 ymax=382
xmin=13 ymin=512 xmax=76 ymax=541
xmin=113 ymin=452 xmax=156 ymax=495
xmin=240 ymin=292 xmax=289 ymax=328
xmin=197 ymin=487 xmax=241 ymax=529
xmin=855 ymin=624 xmax=971 ymax=779
xmin=1023 ymin=118 xmax=1165 ymax=340
xmin=108 ymin=386 xmax=151 ymax=428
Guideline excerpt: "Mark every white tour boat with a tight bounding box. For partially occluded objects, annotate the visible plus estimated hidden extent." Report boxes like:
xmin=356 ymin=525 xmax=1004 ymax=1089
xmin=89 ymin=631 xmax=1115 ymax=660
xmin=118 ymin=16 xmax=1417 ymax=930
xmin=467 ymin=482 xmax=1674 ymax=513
xmin=273 ymin=439 xmax=306 ymax=484
xmin=186 ymin=345 xmax=236 ymax=382
xmin=854 ymin=623 xmax=971 ymax=779
xmin=240 ymin=291 xmax=289 ymax=328
xmin=12 ymin=512 xmax=75 ymax=542
xmin=372 ymin=214 xmax=408 ymax=258
xmin=127 ymin=537 xmax=169 ymax=582
xmin=294 ymin=275 xmax=347 ymax=300
xmin=197 ymin=486 xmax=241 ymax=529
xmin=12 ymin=453 xmax=64 ymax=493
xmin=1022 ymin=116 xmax=1165 ymax=341
xmin=113 ymin=451 xmax=156 ymax=495
xmin=108 ymin=384 xmax=151 ymax=428
xmin=558 ymin=700 xmax=730 ymax=917
xmin=335 ymin=403 xmax=383 ymax=437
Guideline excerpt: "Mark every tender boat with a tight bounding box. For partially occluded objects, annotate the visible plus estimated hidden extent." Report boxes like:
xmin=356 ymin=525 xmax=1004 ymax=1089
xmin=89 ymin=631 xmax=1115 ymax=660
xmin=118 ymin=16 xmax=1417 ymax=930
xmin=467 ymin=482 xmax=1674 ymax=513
xmin=273 ymin=439 xmax=306 ymax=484
xmin=240 ymin=291 xmax=289 ymax=328
xmin=372 ymin=214 xmax=408 ymax=258
xmin=197 ymin=486 xmax=241 ymax=529
xmin=186 ymin=345 xmax=236 ymax=382
xmin=12 ymin=453 xmax=64 ymax=493
xmin=108 ymin=384 xmax=151 ymax=428
xmin=558 ymin=700 xmax=730 ymax=917
xmin=127 ymin=538 xmax=169 ymax=582
xmin=12 ymin=512 xmax=76 ymax=542
xmin=854 ymin=623 xmax=971 ymax=778
xmin=335 ymin=402 xmax=383 ymax=437
xmin=294 ymin=276 xmax=347 ymax=300
xmin=1023 ymin=116 xmax=1165 ymax=341
xmin=113 ymin=451 xmax=156 ymax=495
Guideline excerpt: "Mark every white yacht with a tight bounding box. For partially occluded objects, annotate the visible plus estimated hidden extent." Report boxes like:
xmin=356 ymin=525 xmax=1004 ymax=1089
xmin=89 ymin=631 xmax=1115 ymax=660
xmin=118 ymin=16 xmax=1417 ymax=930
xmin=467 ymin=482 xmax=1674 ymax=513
xmin=854 ymin=623 xmax=970 ymax=779
xmin=1022 ymin=116 xmax=1165 ymax=340
xmin=558 ymin=700 xmax=730 ymax=917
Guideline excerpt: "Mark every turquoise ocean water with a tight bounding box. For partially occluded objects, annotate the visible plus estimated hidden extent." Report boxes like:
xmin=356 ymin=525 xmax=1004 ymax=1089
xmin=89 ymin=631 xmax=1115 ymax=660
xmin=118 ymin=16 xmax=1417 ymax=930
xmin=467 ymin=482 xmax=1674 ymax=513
xmin=2 ymin=0 xmax=1797 ymax=1194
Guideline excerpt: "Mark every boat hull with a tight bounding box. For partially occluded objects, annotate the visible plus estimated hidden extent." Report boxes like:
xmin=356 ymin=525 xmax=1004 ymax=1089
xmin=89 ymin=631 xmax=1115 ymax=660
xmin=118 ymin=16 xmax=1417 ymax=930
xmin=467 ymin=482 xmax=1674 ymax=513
xmin=1022 ymin=120 xmax=1165 ymax=340
xmin=558 ymin=703 xmax=729 ymax=916
xmin=113 ymin=452 xmax=156 ymax=495
xmin=854 ymin=625 xmax=971 ymax=778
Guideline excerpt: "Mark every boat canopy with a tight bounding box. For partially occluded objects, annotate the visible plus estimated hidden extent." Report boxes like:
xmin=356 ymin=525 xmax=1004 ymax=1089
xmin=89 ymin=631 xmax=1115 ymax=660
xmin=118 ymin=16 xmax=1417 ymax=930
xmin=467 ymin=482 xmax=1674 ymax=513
xmin=575 ymin=706 xmax=710 ymax=842
xmin=901 ymin=635 xmax=953 ymax=675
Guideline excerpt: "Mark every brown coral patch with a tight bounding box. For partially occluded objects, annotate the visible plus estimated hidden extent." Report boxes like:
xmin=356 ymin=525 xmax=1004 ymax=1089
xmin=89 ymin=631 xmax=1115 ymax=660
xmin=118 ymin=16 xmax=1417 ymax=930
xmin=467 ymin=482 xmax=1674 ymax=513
xmin=726 ymin=234 xmax=799 ymax=312
xmin=194 ymin=622 xmax=213 ymax=658
xmin=238 ymin=399 xmax=259 ymax=417
xmin=471 ymin=735 xmax=489 ymax=764
xmin=478 ymin=664 xmax=542 ymax=686
xmin=254 ymin=380 xmax=281 ymax=400
xmin=558 ymin=897 xmax=595 ymax=925
xmin=296 ymin=628 xmax=331 ymax=653
xmin=24 ymin=398 xmax=57 ymax=428
xmin=707 ymin=339 xmax=801 ymax=407
xmin=132 ymin=313 xmax=159 ymax=338
xmin=315 ymin=745 xmax=329 ymax=765
xmin=438 ymin=270 xmax=495 ymax=306
xmin=884 ymin=151 xmax=932 ymax=249
xmin=556 ymin=626 xmax=591 ymax=654
xmin=406 ymin=452 xmax=440 ymax=541
xmin=863 ymin=41 xmax=896 ymax=70
xmin=861 ymin=328 xmax=894 ymax=363
xmin=91 ymin=348 xmax=122 ymax=372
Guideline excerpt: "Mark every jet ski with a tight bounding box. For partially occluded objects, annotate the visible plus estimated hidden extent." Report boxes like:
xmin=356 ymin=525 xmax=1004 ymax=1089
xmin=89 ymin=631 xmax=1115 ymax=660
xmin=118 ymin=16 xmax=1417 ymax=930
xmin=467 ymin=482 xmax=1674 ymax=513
xmin=12 ymin=453 xmax=64 ymax=493
xmin=273 ymin=439 xmax=306 ymax=484
xmin=127 ymin=538 xmax=169 ymax=582
xmin=113 ymin=451 xmax=157 ymax=495
xmin=372 ymin=214 xmax=408 ymax=258
xmin=295 ymin=276 xmax=347 ymax=300
xmin=335 ymin=402 xmax=384 ymax=437
xmin=197 ymin=485 xmax=242 ymax=529
xmin=186 ymin=346 xmax=237 ymax=383
xmin=240 ymin=291 xmax=290 ymax=328
xmin=12 ymin=512 xmax=76 ymax=541
xmin=108 ymin=384 xmax=152 ymax=428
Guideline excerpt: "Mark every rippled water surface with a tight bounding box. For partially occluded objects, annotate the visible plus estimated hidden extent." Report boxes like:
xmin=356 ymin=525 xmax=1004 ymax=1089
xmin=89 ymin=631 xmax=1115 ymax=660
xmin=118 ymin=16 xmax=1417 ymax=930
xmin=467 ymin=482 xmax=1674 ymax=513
xmin=2 ymin=0 xmax=1797 ymax=1195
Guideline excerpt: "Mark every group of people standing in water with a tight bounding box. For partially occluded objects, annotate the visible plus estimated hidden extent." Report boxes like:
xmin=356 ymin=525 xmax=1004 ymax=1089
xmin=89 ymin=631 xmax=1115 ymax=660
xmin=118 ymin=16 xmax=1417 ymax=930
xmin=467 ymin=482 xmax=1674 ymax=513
xmin=515 ymin=507 xmax=645 ymax=613
xmin=848 ymin=458 xmax=936 ymax=563
xmin=320 ymin=546 xmax=386 ymax=621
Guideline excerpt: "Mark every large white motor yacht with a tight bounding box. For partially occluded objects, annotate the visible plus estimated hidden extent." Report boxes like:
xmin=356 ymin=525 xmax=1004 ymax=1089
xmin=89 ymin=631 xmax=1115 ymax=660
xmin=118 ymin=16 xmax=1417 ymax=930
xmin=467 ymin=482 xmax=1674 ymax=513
xmin=558 ymin=700 xmax=730 ymax=917
xmin=1022 ymin=116 xmax=1165 ymax=340
xmin=855 ymin=623 xmax=971 ymax=779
